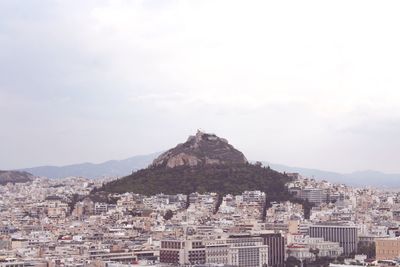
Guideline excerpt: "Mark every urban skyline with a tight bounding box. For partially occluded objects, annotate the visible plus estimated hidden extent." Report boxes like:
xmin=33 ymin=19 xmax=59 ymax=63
xmin=2 ymin=1 xmax=400 ymax=267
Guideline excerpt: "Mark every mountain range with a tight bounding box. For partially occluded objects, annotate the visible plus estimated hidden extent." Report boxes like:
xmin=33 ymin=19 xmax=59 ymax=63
xmin=263 ymin=163 xmax=400 ymax=188
xmin=21 ymin=153 xmax=160 ymax=179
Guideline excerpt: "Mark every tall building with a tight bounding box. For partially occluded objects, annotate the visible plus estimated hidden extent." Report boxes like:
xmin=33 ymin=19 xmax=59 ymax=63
xmin=259 ymin=233 xmax=285 ymax=267
xmin=309 ymin=224 xmax=358 ymax=255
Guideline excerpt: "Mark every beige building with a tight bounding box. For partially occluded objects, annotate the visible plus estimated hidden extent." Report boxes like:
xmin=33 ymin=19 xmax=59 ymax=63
xmin=160 ymin=235 xmax=268 ymax=267
xmin=226 ymin=235 xmax=269 ymax=267
xmin=376 ymin=238 xmax=400 ymax=260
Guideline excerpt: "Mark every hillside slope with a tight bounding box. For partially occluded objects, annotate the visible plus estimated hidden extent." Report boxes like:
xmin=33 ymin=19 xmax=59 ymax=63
xmin=101 ymin=163 xmax=292 ymax=199
xmin=0 ymin=170 xmax=33 ymax=185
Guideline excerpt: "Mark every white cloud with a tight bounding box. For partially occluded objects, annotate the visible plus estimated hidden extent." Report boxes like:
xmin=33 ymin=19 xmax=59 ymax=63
xmin=1 ymin=0 xmax=400 ymax=171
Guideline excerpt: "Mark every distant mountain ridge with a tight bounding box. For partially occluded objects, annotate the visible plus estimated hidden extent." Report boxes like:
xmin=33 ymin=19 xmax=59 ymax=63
xmin=21 ymin=153 xmax=160 ymax=179
xmin=0 ymin=170 xmax=34 ymax=185
xmin=265 ymin=162 xmax=400 ymax=188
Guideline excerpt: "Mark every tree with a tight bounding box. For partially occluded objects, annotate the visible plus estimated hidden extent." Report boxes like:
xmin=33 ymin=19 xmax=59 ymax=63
xmin=213 ymin=194 xmax=223 ymax=214
xmin=286 ymin=256 xmax=302 ymax=267
xmin=309 ymin=248 xmax=320 ymax=261
xmin=185 ymin=194 xmax=190 ymax=209
xmin=357 ymin=241 xmax=376 ymax=258
xmin=335 ymin=255 xmax=345 ymax=264
xmin=309 ymin=256 xmax=334 ymax=267
xmin=163 ymin=210 xmax=173 ymax=220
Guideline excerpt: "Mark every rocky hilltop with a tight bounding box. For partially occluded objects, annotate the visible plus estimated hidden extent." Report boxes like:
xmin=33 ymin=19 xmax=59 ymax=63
xmin=0 ymin=170 xmax=34 ymax=185
xmin=152 ymin=130 xmax=247 ymax=168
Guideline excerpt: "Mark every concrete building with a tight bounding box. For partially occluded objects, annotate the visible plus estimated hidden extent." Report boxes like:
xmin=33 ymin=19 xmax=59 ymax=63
xmin=159 ymin=240 xmax=185 ymax=264
xmin=0 ymin=263 xmax=25 ymax=267
xmin=287 ymin=234 xmax=343 ymax=262
xmin=309 ymin=224 xmax=358 ymax=256
xmin=259 ymin=233 xmax=285 ymax=267
xmin=205 ymin=240 xmax=230 ymax=265
xmin=300 ymin=188 xmax=327 ymax=206
xmin=46 ymin=196 xmax=69 ymax=219
xmin=376 ymin=237 xmax=400 ymax=260
xmin=161 ymin=235 xmax=268 ymax=267
xmin=227 ymin=235 xmax=269 ymax=267
xmin=241 ymin=191 xmax=266 ymax=205
xmin=160 ymin=239 xmax=206 ymax=265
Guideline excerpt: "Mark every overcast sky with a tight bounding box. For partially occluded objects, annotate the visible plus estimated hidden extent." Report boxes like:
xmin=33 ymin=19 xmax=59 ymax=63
xmin=1 ymin=0 xmax=400 ymax=173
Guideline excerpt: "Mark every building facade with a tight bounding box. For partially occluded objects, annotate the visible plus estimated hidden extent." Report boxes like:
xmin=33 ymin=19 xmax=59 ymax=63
xmin=260 ymin=233 xmax=285 ymax=267
xmin=160 ymin=239 xmax=206 ymax=265
xmin=161 ymin=235 xmax=268 ymax=267
xmin=227 ymin=235 xmax=268 ymax=267
xmin=309 ymin=224 xmax=358 ymax=256
xmin=376 ymin=238 xmax=400 ymax=260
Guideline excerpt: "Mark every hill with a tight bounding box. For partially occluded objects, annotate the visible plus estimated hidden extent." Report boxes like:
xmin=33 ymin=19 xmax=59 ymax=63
xmin=0 ymin=170 xmax=33 ymax=185
xmin=98 ymin=131 xmax=294 ymax=204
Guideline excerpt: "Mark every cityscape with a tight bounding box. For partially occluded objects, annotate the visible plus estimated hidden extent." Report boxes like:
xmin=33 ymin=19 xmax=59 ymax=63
xmin=2 ymin=131 xmax=400 ymax=267
xmin=2 ymin=1 xmax=400 ymax=267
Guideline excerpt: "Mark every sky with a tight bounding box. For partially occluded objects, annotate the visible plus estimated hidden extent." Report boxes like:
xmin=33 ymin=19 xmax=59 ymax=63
xmin=1 ymin=0 xmax=400 ymax=173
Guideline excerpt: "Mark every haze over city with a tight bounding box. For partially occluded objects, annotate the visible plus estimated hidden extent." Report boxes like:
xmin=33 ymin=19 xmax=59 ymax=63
xmin=2 ymin=0 xmax=400 ymax=173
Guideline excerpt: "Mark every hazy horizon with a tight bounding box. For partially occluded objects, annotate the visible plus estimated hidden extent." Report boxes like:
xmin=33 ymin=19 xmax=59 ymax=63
xmin=16 ymin=147 xmax=400 ymax=176
xmin=2 ymin=1 xmax=400 ymax=173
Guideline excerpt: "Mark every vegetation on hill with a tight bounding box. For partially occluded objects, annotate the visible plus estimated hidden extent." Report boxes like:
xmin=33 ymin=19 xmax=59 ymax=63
xmin=94 ymin=162 xmax=315 ymax=218
xmin=99 ymin=163 xmax=292 ymax=199
xmin=0 ymin=170 xmax=33 ymax=185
